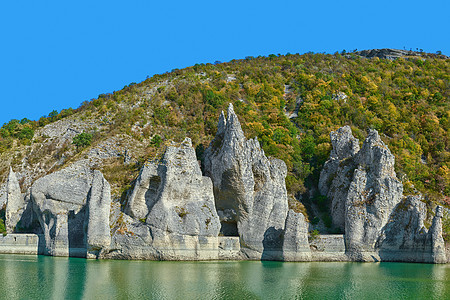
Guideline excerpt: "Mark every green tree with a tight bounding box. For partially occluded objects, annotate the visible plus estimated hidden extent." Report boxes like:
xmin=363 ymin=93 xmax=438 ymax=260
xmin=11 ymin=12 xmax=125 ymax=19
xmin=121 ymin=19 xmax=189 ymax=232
xmin=18 ymin=126 xmax=34 ymax=140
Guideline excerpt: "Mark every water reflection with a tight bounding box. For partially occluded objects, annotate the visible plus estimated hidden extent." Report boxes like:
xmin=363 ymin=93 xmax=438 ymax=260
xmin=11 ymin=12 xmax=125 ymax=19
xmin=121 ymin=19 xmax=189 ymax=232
xmin=1 ymin=255 xmax=450 ymax=299
xmin=51 ymin=257 xmax=68 ymax=299
xmin=432 ymin=264 xmax=450 ymax=298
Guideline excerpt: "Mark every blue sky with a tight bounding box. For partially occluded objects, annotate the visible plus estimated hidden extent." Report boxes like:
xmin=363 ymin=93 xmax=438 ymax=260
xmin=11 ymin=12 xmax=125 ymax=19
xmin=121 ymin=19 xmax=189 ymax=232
xmin=1 ymin=0 xmax=449 ymax=126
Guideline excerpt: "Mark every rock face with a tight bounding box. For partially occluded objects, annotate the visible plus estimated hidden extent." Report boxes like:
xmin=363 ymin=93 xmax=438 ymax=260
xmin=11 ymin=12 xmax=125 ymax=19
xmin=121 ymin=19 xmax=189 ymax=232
xmin=345 ymin=130 xmax=403 ymax=258
xmin=126 ymin=138 xmax=220 ymax=237
xmin=5 ymin=167 xmax=25 ymax=233
xmin=30 ymin=163 xmax=111 ymax=257
xmin=429 ymin=206 xmax=447 ymax=263
xmin=320 ymin=127 xmax=447 ymax=263
xmin=320 ymin=128 xmax=403 ymax=259
xmin=319 ymin=125 xmax=360 ymax=229
xmin=355 ymin=48 xmax=415 ymax=60
xmin=2 ymin=109 xmax=447 ymax=264
xmin=282 ymin=210 xmax=311 ymax=261
xmin=203 ymin=104 xmax=289 ymax=259
xmin=377 ymin=196 xmax=446 ymax=263
xmin=117 ymin=138 xmax=221 ymax=260
xmin=86 ymin=170 xmax=112 ymax=258
xmin=287 ymin=97 xmax=303 ymax=119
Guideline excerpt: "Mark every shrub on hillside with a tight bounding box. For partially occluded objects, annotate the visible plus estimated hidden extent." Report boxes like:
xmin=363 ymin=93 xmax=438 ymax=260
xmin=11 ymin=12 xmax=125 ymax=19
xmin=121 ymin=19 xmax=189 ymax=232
xmin=73 ymin=132 xmax=93 ymax=148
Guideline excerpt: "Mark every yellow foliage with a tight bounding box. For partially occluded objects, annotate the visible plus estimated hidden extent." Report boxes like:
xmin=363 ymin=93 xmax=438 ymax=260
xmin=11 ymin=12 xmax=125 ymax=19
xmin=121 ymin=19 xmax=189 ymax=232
xmin=317 ymin=142 xmax=331 ymax=155
xmin=438 ymin=166 xmax=450 ymax=181
xmin=248 ymin=122 xmax=265 ymax=134
xmin=387 ymin=102 xmax=400 ymax=120
xmin=368 ymin=95 xmax=379 ymax=107
xmin=269 ymin=96 xmax=281 ymax=107
xmin=420 ymin=89 xmax=430 ymax=98
xmin=244 ymin=82 xmax=261 ymax=96
xmin=367 ymin=81 xmax=378 ymax=91
xmin=268 ymin=113 xmax=279 ymax=123
xmin=247 ymin=109 xmax=258 ymax=119
xmin=361 ymin=76 xmax=370 ymax=84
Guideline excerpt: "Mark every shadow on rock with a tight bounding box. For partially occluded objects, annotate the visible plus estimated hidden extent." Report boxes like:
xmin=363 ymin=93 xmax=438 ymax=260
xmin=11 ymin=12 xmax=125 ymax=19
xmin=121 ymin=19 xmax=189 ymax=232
xmin=261 ymin=226 xmax=284 ymax=261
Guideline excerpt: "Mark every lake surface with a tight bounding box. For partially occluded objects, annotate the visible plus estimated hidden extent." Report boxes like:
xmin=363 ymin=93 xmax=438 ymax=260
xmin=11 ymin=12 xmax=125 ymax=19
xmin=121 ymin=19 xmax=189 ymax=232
xmin=1 ymin=254 xmax=450 ymax=299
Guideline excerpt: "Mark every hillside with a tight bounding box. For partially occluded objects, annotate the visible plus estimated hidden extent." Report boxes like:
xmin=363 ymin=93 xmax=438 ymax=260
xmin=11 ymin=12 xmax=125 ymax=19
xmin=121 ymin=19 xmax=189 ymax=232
xmin=0 ymin=49 xmax=449 ymax=232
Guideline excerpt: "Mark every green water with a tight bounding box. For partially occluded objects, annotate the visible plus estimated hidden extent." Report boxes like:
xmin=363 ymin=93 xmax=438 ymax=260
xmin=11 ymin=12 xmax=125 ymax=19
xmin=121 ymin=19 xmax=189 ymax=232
xmin=1 ymin=255 xmax=450 ymax=299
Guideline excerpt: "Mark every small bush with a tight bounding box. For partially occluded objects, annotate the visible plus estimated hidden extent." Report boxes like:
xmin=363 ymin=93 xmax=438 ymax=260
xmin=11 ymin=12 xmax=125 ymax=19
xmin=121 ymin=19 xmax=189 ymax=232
xmin=73 ymin=132 xmax=93 ymax=148
xmin=150 ymin=135 xmax=162 ymax=148
xmin=175 ymin=206 xmax=188 ymax=218
xmin=0 ymin=219 xmax=6 ymax=234
xmin=153 ymin=107 xmax=170 ymax=125
xmin=309 ymin=229 xmax=320 ymax=241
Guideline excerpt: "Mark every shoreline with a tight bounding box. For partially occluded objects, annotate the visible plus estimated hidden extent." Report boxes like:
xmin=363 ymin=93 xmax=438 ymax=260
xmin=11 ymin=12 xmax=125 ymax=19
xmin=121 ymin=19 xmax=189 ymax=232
xmin=2 ymin=233 xmax=447 ymax=264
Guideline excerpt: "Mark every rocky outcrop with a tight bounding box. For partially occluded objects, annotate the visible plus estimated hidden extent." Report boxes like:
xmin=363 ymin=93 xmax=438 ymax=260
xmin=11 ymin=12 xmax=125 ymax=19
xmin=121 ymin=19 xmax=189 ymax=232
xmin=332 ymin=92 xmax=348 ymax=102
xmin=320 ymin=128 xmax=403 ymax=258
xmin=204 ymin=104 xmax=289 ymax=259
xmin=377 ymin=196 xmax=446 ymax=263
xmin=86 ymin=170 xmax=112 ymax=258
xmin=126 ymin=138 xmax=220 ymax=237
xmin=320 ymin=126 xmax=446 ymax=263
xmin=376 ymin=195 xmax=428 ymax=261
xmin=30 ymin=163 xmax=111 ymax=257
xmin=115 ymin=138 xmax=221 ymax=260
xmin=355 ymin=48 xmax=415 ymax=60
xmin=282 ymin=210 xmax=311 ymax=261
xmin=318 ymin=126 xmax=359 ymax=229
xmin=2 ymin=108 xmax=447 ymax=264
xmin=429 ymin=206 xmax=446 ymax=263
xmin=344 ymin=130 xmax=403 ymax=259
xmin=354 ymin=49 xmax=448 ymax=60
xmin=5 ymin=167 xmax=25 ymax=233
xmin=287 ymin=97 xmax=303 ymax=119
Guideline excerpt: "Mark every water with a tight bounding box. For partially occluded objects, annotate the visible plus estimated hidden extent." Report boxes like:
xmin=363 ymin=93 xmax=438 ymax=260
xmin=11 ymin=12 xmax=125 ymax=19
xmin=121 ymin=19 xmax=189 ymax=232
xmin=1 ymin=254 xmax=450 ymax=299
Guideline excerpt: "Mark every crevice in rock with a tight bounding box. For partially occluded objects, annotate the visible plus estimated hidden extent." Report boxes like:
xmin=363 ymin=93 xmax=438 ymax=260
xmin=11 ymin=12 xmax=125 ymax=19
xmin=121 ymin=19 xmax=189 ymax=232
xmin=220 ymin=221 xmax=239 ymax=237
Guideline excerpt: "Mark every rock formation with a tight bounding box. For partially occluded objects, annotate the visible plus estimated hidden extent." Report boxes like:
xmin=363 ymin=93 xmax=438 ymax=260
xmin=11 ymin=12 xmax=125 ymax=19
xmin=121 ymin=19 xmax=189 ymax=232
xmin=86 ymin=170 xmax=112 ymax=258
xmin=203 ymin=104 xmax=289 ymax=259
xmin=344 ymin=131 xmax=403 ymax=259
xmin=376 ymin=195 xmax=428 ymax=261
xmin=126 ymin=138 xmax=220 ymax=237
xmin=115 ymin=138 xmax=221 ymax=260
xmin=429 ymin=206 xmax=446 ymax=263
xmin=355 ymin=48 xmax=414 ymax=60
xmin=318 ymin=126 xmax=359 ymax=229
xmin=5 ymin=167 xmax=25 ymax=233
xmin=319 ymin=128 xmax=403 ymax=259
xmin=30 ymin=163 xmax=111 ymax=257
xmin=320 ymin=126 xmax=446 ymax=263
xmin=1 ymin=108 xmax=448 ymax=264
xmin=377 ymin=196 xmax=446 ymax=263
xmin=282 ymin=210 xmax=311 ymax=261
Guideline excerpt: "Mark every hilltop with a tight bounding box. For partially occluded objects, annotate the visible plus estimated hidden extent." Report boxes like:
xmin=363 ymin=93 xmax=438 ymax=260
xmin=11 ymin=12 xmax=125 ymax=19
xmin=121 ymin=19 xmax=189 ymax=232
xmin=0 ymin=49 xmax=449 ymax=233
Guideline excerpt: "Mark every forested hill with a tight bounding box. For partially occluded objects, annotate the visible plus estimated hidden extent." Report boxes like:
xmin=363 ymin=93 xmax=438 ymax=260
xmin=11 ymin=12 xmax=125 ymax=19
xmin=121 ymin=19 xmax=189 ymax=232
xmin=0 ymin=49 xmax=449 ymax=219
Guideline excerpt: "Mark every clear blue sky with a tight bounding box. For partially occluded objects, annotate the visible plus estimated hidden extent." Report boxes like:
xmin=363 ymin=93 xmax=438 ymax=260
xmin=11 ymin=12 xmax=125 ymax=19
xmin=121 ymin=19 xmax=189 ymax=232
xmin=1 ymin=0 xmax=449 ymax=126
